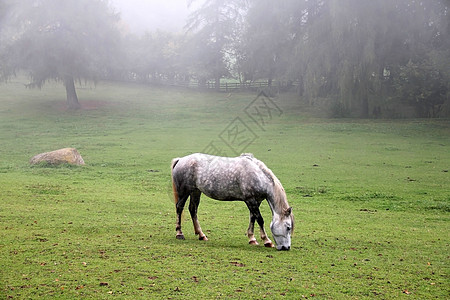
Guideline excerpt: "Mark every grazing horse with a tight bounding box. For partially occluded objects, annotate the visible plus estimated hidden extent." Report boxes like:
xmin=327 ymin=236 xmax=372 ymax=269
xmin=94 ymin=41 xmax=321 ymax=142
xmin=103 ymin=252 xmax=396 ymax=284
xmin=171 ymin=153 xmax=294 ymax=250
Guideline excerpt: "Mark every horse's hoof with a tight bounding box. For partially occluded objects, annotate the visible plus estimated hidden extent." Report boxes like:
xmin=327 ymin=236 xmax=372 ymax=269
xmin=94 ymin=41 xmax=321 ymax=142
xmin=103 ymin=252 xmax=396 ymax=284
xmin=176 ymin=234 xmax=185 ymax=240
xmin=249 ymin=240 xmax=259 ymax=245
xmin=264 ymin=242 xmax=275 ymax=248
xmin=199 ymin=235 xmax=208 ymax=241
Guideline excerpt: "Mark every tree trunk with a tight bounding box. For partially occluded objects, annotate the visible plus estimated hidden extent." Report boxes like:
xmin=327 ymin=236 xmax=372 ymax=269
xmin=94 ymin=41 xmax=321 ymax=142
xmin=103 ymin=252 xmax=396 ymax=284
xmin=64 ymin=76 xmax=81 ymax=109
xmin=356 ymin=77 xmax=369 ymax=118
xmin=360 ymin=94 xmax=369 ymax=118
xmin=198 ymin=77 xmax=207 ymax=89
xmin=215 ymin=75 xmax=221 ymax=92
xmin=297 ymin=76 xmax=304 ymax=97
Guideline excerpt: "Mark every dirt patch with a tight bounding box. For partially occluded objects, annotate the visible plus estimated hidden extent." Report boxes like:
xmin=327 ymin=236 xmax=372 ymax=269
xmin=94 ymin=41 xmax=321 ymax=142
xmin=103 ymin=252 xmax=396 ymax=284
xmin=55 ymin=100 xmax=116 ymax=112
xmin=81 ymin=100 xmax=115 ymax=110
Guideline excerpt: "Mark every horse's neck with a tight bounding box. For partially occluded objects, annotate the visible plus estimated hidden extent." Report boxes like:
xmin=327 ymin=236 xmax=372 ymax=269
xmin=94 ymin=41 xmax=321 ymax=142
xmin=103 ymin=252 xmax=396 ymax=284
xmin=267 ymin=182 xmax=289 ymax=216
xmin=251 ymin=158 xmax=289 ymax=215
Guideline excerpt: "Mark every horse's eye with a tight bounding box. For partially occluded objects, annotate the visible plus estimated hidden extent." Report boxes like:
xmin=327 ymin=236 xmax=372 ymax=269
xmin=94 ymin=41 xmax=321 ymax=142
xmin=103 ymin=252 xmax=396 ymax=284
xmin=286 ymin=226 xmax=291 ymax=231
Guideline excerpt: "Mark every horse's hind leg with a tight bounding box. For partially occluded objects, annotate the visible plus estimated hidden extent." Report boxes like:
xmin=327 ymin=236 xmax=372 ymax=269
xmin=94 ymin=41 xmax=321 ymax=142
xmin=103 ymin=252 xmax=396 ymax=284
xmin=247 ymin=214 xmax=259 ymax=245
xmin=175 ymin=193 xmax=189 ymax=240
xmin=189 ymin=189 xmax=208 ymax=241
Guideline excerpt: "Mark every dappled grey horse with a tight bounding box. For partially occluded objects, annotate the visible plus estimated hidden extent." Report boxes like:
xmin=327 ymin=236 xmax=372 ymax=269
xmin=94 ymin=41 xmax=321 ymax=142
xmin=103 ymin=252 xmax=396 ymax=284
xmin=171 ymin=153 xmax=294 ymax=250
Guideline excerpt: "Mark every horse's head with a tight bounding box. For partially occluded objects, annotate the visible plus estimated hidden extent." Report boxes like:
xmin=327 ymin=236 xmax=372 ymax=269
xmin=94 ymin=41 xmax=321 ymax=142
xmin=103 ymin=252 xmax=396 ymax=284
xmin=270 ymin=207 xmax=294 ymax=251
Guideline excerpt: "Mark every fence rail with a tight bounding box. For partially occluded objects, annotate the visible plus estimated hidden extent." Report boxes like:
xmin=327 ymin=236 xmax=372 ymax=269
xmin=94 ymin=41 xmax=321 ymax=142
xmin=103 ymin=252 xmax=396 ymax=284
xmin=169 ymin=80 xmax=299 ymax=92
xmin=223 ymin=81 xmax=298 ymax=92
xmin=120 ymin=74 xmax=299 ymax=92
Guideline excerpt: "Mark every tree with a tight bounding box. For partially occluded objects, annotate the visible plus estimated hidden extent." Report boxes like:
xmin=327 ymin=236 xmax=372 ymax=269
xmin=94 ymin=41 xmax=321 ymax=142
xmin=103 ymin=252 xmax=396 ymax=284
xmin=235 ymin=0 xmax=449 ymax=117
xmin=0 ymin=0 xmax=14 ymax=80
xmin=240 ymin=0 xmax=299 ymax=84
xmin=122 ymin=30 xmax=189 ymax=84
xmin=397 ymin=0 xmax=450 ymax=117
xmin=186 ymin=0 xmax=248 ymax=90
xmin=393 ymin=59 xmax=447 ymax=117
xmin=292 ymin=0 xmax=392 ymax=117
xmin=0 ymin=0 xmax=121 ymax=109
xmin=278 ymin=0 xmax=449 ymax=117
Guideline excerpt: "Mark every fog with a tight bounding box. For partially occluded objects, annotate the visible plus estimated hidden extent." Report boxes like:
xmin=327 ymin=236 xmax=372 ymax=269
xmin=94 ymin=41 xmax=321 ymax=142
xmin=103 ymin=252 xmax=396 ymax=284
xmin=1 ymin=0 xmax=448 ymax=118
xmin=111 ymin=0 xmax=196 ymax=33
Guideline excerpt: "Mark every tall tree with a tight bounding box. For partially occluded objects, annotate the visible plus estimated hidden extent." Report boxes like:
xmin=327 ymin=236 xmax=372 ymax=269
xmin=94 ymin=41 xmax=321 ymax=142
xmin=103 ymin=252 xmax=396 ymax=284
xmin=240 ymin=0 xmax=301 ymax=85
xmin=123 ymin=30 xmax=188 ymax=84
xmin=186 ymin=0 xmax=248 ymax=90
xmin=295 ymin=0 xmax=387 ymax=117
xmin=389 ymin=1 xmax=450 ymax=117
xmin=0 ymin=0 xmax=14 ymax=80
xmin=239 ymin=0 xmax=449 ymax=117
xmin=289 ymin=0 xmax=449 ymax=117
xmin=0 ymin=0 xmax=121 ymax=109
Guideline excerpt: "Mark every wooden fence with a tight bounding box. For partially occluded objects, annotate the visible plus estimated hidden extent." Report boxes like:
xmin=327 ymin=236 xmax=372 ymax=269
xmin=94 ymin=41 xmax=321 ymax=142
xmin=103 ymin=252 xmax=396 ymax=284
xmin=169 ymin=80 xmax=299 ymax=92
xmin=120 ymin=73 xmax=299 ymax=92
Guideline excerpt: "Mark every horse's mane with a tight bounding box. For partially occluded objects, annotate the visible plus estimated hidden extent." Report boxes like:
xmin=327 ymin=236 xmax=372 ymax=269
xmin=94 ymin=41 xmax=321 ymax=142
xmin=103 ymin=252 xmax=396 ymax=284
xmin=240 ymin=153 xmax=289 ymax=211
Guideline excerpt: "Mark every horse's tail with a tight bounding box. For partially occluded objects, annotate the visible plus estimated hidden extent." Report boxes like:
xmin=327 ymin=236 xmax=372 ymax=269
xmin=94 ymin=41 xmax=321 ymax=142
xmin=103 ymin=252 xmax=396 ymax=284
xmin=171 ymin=158 xmax=180 ymax=205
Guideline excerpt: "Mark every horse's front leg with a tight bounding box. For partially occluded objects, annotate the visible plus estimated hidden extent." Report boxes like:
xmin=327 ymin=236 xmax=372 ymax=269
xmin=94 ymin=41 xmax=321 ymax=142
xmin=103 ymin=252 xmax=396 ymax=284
xmin=246 ymin=201 xmax=274 ymax=247
xmin=257 ymin=219 xmax=274 ymax=248
xmin=254 ymin=214 xmax=274 ymax=248
xmin=189 ymin=190 xmax=208 ymax=241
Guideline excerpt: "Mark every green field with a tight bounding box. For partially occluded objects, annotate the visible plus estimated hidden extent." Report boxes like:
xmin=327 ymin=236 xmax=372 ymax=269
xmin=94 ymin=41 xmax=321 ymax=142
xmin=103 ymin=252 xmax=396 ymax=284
xmin=1 ymin=80 xmax=449 ymax=299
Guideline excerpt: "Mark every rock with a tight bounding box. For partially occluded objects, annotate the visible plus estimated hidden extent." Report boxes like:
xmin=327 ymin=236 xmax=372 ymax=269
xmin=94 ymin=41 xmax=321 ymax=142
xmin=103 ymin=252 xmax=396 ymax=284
xmin=30 ymin=148 xmax=85 ymax=166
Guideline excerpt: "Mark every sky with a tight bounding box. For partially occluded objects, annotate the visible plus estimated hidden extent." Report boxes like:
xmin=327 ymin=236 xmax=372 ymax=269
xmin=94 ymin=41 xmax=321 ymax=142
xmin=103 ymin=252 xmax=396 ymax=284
xmin=111 ymin=0 xmax=197 ymax=34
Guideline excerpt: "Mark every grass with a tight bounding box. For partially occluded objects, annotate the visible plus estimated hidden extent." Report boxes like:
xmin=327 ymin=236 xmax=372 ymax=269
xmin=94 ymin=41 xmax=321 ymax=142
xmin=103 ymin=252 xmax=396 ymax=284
xmin=1 ymin=79 xmax=449 ymax=299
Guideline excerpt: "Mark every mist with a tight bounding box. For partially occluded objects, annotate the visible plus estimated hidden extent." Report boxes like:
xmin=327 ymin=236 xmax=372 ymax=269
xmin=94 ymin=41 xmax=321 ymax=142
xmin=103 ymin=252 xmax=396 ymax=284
xmin=0 ymin=0 xmax=449 ymax=117
xmin=111 ymin=0 xmax=197 ymax=34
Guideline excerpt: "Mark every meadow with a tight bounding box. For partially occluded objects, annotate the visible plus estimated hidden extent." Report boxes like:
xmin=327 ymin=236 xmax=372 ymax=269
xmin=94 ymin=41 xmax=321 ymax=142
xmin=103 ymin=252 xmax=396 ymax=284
xmin=0 ymin=79 xmax=449 ymax=299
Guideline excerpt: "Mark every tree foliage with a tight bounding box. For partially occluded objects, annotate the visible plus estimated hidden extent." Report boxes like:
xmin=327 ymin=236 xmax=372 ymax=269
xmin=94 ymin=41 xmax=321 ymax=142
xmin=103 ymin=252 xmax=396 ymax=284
xmin=239 ymin=0 xmax=296 ymax=84
xmin=0 ymin=0 xmax=121 ymax=109
xmin=122 ymin=31 xmax=186 ymax=83
xmin=393 ymin=59 xmax=447 ymax=117
xmin=239 ymin=0 xmax=450 ymax=117
xmin=0 ymin=0 xmax=448 ymax=117
xmin=185 ymin=0 xmax=248 ymax=90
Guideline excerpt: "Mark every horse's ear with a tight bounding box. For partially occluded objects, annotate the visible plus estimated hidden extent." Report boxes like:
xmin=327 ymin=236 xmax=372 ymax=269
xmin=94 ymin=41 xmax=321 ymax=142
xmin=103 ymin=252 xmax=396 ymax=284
xmin=284 ymin=207 xmax=292 ymax=216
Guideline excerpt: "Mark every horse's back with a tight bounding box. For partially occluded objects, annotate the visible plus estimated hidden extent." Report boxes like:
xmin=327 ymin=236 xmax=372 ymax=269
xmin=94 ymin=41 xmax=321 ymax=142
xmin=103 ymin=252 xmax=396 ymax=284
xmin=172 ymin=153 xmax=270 ymax=201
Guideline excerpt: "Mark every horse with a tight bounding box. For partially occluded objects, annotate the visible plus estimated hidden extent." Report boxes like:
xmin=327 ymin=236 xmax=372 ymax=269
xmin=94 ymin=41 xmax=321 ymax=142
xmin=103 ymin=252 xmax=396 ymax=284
xmin=171 ymin=153 xmax=294 ymax=251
